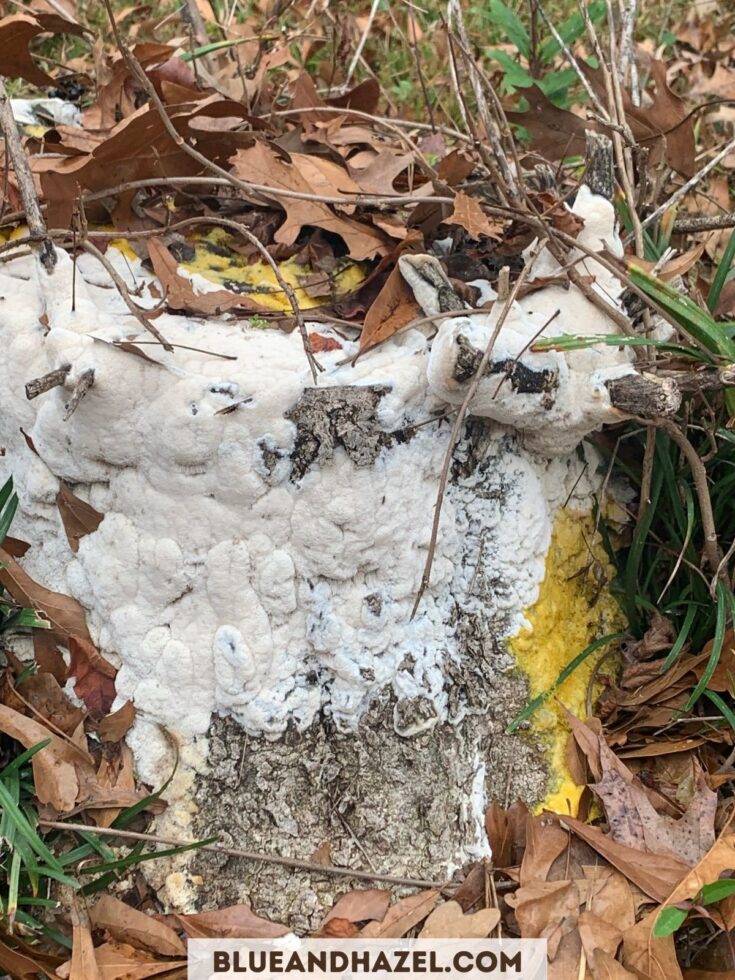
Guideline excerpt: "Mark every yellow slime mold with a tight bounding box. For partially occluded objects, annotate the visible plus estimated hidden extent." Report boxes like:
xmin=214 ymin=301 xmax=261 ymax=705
xmin=178 ymin=227 xmax=366 ymax=312
xmin=510 ymin=508 xmax=623 ymax=816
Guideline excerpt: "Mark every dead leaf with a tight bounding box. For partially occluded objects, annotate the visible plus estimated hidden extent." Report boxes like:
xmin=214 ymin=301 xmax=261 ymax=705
xmin=625 ymin=243 xmax=705 ymax=282
xmin=57 ymin=483 xmax=104 ymax=554
xmin=446 ymin=191 xmax=502 ymax=240
xmin=0 ymin=14 xmax=58 ymax=86
xmin=360 ymin=890 xmax=439 ymax=938
xmin=565 ymin=816 xmax=688 ymax=903
xmin=314 ymin=917 xmax=360 ymax=938
xmin=229 ymin=142 xmax=388 ymax=260
xmin=589 ymin=948 xmax=639 ymax=979
xmin=359 ymin=265 xmax=420 ymax=351
xmin=418 ymin=900 xmax=500 ymax=938
xmin=33 ymin=631 xmax=67 ymax=685
xmin=92 ymin=941 xmax=187 ymax=979
xmin=92 ymin=742 xmax=140 ymax=828
xmin=622 ymin=908 xmax=684 ymax=980
xmin=174 ymin=904 xmax=289 ymax=940
xmin=97 ymin=700 xmax=136 ymax=743
xmin=0 ymin=703 xmax=90 ymax=812
xmin=0 ymin=548 xmax=91 ymax=642
xmin=309 ymin=333 xmax=343 ymax=353
xmin=147 ymin=238 xmax=265 ymax=316
xmin=67 ymin=636 xmax=116 ymax=719
xmin=90 ymin=895 xmax=186 ymax=958
xmin=69 ymin=897 xmax=102 ymax=980
xmin=324 ymin=889 xmax=390 ymax=925
xmin=485 ymin=799 xmax=530 ymax=869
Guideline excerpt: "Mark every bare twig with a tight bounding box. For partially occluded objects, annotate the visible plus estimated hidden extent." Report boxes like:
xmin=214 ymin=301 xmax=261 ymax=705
xmin=411 ymin=242 xmax=543 ymax=618
xmin=78 ymin=240 xmax=172 ymax=351
xmin=646 ymin=417 xmax=724 ymax=578
xmin=39 ymin=820 xmax=445 ymax=889
xmin=343 ymin=0 xmax=381 ymax=91
xmin=636 ymin=134 xmax=735 ymax=237
xmin=672 ymin=212 xmax=735 ymax=233
xmin=25 ymin=366 xmax=70 ymax=400
xmin=447 ymin=1 xmax=521 ymax=204
xmin=63 ymin=368 xmax=94 ymax=421
xmin=0 ymin=76 xmax=55 ymax=272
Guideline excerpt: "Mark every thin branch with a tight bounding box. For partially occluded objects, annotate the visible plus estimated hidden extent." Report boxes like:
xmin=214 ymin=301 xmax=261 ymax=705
xmin=411 ymin=242 xmax=544 ymax=618
xmin=78 ymin=240 xmax=172 ymax=351
xmin=175 ymin=215 xmax=321 ymax=381
xmin=636 ymin=134 xmax=735 ymax=237
xmin=343 ymin=0 xmax=381 ymax=92
xmin=647 ymin=417 xmax=724 ymax=578
xmin=672 ymin=212 xmax=735 ymax=233
xmin=0 ymin=76 xmax=55 ymax=272
xmin=39 ymin=820 xmax=445 ymax=890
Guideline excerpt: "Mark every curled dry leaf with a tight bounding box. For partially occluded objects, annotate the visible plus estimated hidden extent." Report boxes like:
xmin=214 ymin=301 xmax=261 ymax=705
xmin=97 ymin=700 xmax=137 ymax=743
xmin=360 ymin=889 xmax=440 ymax=938
xmin=323 ymin=888 xmax=391 ymax=925
xmin=90 ymin=895 xmax=186 ymax=958
xmin=67 ymin=636 xmax=117 ymax=719
xmin=69 ymin=897 xmax=102 ymax=980
xmin=0 ymin=704 xmax=89 ymax=813
xmin=148 ymin=238 xmax=265 ymax=316
xmin=359 ymin=266 xmax=420 ymax=352
xmin=57 ymin=483 xmax=104 ymax=554
xmin=174 ymin=904 xmax=289 ymax=940
xmin=446 ymin=192 xmax=503 ymax=241
xmin=0 ymin=548 xmax=90 ymax=641
xmin=418 ymin=900 xmax=500 ymax=939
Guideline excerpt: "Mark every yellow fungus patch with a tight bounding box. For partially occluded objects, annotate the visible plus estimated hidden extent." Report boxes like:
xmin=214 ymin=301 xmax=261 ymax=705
xmin=177 ymin=227 xmax=367 ymax=312
xmin=510 ymin=508 xmax=623 ymax=816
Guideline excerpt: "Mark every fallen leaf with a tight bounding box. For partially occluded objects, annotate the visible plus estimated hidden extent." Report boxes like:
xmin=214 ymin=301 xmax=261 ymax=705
xmin=0 ymin=703 xmax=90 ymax=812
xmin=97 ymin=701 xmax=137 ymax=743
xmin=174 ymin=904 xmax=289 ymax=940
xmin=446 ymin=191 xmax=503 ymax=240
xmin=324 ymin=888 xmax=390 ymax=924
xmin=57 ymin=483 xmax=104 ymax=554
xmin=148 ymin=238 xmax=265 ymax=316
xmin=90 ymin=895 xmax=186 ymax=958
xmin=0 ymin=549 xmax=90 ymax=641
xmin=33 ymin=631 xmax=67 ymax=685
xmin=69 ymin=897 xmax=102 ymax=980
xmin=589 ymin=948 xmax=639 ymax=979
xmin=68 ymin=636 xmax=117 ymax=719
xmin=418 ymin=900 xmax=500 ymax=938
xmin=314 ymin=917 xmax=360 ymax=938
xmin=229 ymin=142 xmax=388 ymax=260
xmin=360 ymin=890 xmax=439 ymax=938
xmin=309 ymin=333 xmax=343 ymax=353
xmin=622 ymin=908 xmax=684 ymax=980
xmin=0 ymin=14 xmax=58 ymax=86
xmin=485 ymin=799 xmax=530 ymax=869
xmin=92 ymin=742 xmax=140 ymax=828
xmin=359 ymin=265 xmax=420 ymax=351
xmin=92 ymin=941 xmax=187 ymax=979
xmin=625 ymin=244 xmax=705 ymax=282
xmin=565 ymin=816 xmax=688 ymax=903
